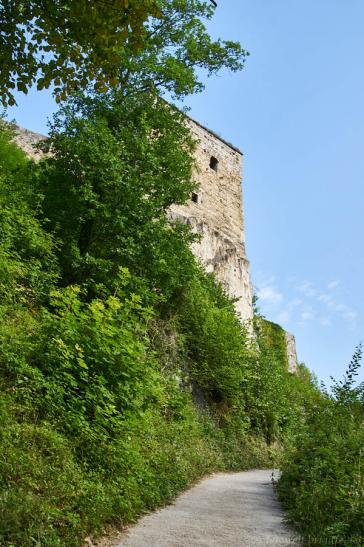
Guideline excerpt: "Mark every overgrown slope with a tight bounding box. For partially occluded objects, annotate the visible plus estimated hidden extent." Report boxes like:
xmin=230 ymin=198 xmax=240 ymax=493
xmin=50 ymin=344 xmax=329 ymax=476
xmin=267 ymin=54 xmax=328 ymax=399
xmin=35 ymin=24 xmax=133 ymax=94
xmin=0 ymin=110 xmax=317 ymax=545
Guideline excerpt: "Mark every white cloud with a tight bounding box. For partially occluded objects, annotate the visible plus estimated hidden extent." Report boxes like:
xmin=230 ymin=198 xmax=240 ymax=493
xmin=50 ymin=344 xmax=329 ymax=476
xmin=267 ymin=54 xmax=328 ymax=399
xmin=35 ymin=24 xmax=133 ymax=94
xmin=297 ymin=281 xmax=317 ymax=298
xmin=327 ymin=280 xmax=339 ymax=290
xmin=319 ymin=296 xmax=350 ymax=314
xmin=333 ymin=303 xmax=347 ymax=313
xmin=318 ymin=294 xmax=332 ymax=304
xmin=256 ymin=275 xmax=358 ymax=332
xmin=290 ymin=298 xmax=303 ymax=307
xmin=342 ymin=311 xmax=358 ymax=331
xmin=275 ymin=311 xmax=290 ymax=324
xmin=317 ymin=294 xmax=345 ymax=313
xmin=294 ymin=279 xmax=358 ymax=330
xmin=301 ymin=311 xmax=315 ymax=321
xmin=257 ymin=285 xmax=282 ymax=305
xmin=319 ymin=317 xmax=332 ymax=327
xmin=343 ymin=311 xmax=357 ymax=322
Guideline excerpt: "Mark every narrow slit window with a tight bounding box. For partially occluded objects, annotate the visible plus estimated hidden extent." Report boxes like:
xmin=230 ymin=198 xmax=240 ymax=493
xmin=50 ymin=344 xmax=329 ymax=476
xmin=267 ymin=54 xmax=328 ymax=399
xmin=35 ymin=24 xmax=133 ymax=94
xmin=191 ymin=192 xmax=199 ymax=203
xmin=210 ymin=156 xmax=219 ymax=171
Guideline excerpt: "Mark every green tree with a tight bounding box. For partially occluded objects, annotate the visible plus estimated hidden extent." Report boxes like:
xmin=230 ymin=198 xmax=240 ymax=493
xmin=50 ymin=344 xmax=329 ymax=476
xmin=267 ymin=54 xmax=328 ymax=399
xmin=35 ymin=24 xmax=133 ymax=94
xmin=0 ymin=120 xmax=57 ymax=304
xmin=0 ymin=0 xmax=161 ymax=106
xmin=0 ymin=0 xmax=247 ymax=106
xmin=110 ymin=0 xmax=248 ymax=100
xmin=36 ymin=0 xmax=248 ymax=298
xmin=38 ymin=95 xmax=198 ymax=299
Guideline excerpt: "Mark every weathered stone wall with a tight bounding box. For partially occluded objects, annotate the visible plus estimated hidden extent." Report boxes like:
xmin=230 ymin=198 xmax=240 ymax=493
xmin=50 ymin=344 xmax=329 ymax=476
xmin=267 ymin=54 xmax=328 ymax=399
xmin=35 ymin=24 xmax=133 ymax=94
xmin=285 ymin=332 xmax=298 ymax=373
xmin=169 ymin=118 xmax=254 ymax=322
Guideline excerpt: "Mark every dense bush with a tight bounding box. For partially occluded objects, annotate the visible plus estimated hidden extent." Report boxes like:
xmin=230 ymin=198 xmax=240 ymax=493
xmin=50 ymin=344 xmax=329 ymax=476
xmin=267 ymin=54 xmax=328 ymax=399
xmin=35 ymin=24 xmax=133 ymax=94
xmin=245 ymin=319 xmax=319 ymax=444
xmin=278 ymin=346 xmax=364 ymax=545
xmin=0 ymin=121 xmax=294 ymax=545
xmin=177 ymin=273 xmax=254 ymax=408
xmin=0 ymin=281 xmax=276 ymax=545
xmin=0 ymin=121 xmax=57 ymax=305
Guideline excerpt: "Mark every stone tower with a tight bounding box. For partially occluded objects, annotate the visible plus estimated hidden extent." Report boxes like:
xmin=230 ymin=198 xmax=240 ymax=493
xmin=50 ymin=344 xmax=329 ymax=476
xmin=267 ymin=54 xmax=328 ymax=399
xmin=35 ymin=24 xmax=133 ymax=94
xmin=169 ymin=117 xmax=254 ymax=322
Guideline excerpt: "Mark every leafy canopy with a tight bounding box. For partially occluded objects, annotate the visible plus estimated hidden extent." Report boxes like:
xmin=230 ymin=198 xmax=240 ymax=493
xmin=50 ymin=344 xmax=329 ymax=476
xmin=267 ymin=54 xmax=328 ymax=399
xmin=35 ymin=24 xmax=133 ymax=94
xmin=113 ymin=0 xmax=248 ymax=99
xmin=0 ymin=1 xmax=248 ymax=106
xmin=35 ymin=0 xmax=248 ymax=298
xmin=38 ymin=94 xmax=198 ymax=299
xmin=0 ymin=0 xmax=161 ymax=106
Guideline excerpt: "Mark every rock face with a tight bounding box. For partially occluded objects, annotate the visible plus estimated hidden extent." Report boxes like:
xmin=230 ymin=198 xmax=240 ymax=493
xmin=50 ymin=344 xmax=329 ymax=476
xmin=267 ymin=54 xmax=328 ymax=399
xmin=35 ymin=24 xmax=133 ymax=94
xmin=13 ymin=126 xmax=46 ymax=161
xmin=285 ymin=332 xmax=298 ymax=373
xmin=169 ymin=118 xmax=254 ymax=322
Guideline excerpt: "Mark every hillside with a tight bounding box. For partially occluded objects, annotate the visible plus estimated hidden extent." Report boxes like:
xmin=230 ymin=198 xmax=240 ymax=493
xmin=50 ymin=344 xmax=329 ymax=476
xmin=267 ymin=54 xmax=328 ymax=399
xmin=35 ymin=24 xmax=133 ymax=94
xmin=0 ymin=108 xmax=317 ymax=545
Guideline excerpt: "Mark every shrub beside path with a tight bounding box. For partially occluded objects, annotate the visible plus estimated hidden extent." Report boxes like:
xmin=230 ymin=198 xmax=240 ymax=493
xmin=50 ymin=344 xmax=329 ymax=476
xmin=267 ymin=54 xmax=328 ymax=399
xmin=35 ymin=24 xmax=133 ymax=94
xmin=109 ymin=470 xmax=300 ymax=546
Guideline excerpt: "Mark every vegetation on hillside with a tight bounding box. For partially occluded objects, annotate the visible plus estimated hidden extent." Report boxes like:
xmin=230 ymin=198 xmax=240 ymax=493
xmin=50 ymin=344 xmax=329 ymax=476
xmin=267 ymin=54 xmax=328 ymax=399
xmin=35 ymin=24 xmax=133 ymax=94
xmin=0 ymin=111 xmax=316 ymax=545
xmin=1 ymin=1 xmax=362 ymax=545
xmin=0 ymin=0 xmax=247 ymax=106
xmin=278 ymin=346 xmax=364 ymax=545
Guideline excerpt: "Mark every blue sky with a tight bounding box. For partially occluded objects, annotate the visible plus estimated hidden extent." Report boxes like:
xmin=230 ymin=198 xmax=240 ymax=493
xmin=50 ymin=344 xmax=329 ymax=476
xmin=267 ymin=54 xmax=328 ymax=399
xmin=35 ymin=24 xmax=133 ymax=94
xmin=5 ymin=0 xmax=364 ymax=385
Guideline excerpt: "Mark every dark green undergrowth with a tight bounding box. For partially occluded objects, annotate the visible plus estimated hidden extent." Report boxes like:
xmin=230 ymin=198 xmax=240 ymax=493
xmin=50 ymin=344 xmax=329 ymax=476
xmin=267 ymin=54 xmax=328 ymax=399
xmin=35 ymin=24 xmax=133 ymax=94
xmin=0 ymin=110 xmax=316 ymax=546
xmin=0 ymin=270 xmax=277 ymax=546
xmin=278 ymin=347 xmax=364 ymax=545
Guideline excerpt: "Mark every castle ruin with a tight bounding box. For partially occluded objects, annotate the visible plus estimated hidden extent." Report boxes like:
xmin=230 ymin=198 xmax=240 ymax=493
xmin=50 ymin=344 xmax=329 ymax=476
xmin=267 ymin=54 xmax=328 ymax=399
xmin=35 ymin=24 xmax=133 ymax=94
xmin=171 ymin=117 xmax=297 ymax=372
xmin=170 ymin=117 xmax=254 ymax=322
xmin=14 ymin=119 xmax=297 ymax=371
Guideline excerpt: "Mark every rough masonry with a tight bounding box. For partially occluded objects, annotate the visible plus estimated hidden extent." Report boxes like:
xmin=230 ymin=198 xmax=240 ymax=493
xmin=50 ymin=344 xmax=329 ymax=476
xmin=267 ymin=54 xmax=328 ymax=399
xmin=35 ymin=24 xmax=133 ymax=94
xmin=170 ymin=118 xmax=254 ymax=322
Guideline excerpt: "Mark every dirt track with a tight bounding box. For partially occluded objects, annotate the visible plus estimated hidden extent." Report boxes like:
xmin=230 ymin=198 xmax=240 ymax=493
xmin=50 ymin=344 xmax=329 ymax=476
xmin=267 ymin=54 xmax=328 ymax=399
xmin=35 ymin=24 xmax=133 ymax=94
xmin=113 ymin=469 xmax=301 ymax=546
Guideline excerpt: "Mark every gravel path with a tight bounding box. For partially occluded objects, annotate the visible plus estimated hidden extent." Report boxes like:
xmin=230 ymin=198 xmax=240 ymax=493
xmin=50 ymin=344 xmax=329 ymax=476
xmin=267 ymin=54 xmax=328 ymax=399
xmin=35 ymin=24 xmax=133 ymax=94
xmin=114 ymin=470 xmax=301 ymax=546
